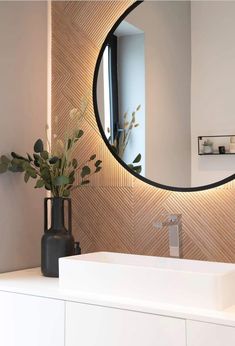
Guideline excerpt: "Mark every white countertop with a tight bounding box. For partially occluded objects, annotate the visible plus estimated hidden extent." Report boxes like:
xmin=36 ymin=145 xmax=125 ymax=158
xmin=1 ymin=267 xmax=235 ymax=327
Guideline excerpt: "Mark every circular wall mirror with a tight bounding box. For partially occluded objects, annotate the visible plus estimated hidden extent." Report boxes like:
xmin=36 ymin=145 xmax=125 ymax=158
xmin=93 ymin=0 xmax=235 ymax=191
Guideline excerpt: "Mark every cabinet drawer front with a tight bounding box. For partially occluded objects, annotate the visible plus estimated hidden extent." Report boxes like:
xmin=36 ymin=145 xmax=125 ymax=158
xmin=0 ymin=291 xmax=64 ymax=346
xmin=66 ymin=302 xmax=186 ymax=346
xmin=187 ymin=320 xmax=235 ymax=346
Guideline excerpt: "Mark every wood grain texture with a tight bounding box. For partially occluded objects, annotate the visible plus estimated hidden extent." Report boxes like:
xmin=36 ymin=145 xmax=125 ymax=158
xmin=52 ymin=1 xmax=235 ymax=262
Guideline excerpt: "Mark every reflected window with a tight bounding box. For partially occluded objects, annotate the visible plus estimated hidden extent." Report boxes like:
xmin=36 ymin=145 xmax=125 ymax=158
xmin=102 ymin=35 xmax=119 ymax=144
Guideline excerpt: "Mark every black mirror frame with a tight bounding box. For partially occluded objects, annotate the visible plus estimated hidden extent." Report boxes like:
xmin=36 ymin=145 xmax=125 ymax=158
xmin=92 ymin=0 xmax=235 ymax=192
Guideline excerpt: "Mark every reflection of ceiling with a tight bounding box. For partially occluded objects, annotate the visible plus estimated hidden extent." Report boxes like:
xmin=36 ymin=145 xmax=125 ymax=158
xmin=114 ymin=20 xmax=143 ymax=37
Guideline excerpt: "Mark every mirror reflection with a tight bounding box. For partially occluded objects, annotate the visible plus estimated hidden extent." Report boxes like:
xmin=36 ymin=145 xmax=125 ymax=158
xmin=97 ymin=1 xmax=235 ymax=188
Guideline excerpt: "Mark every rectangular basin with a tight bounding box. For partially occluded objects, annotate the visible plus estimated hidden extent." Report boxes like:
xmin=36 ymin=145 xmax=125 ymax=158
xmin=59 ymin=252 xmax=235 ymax=310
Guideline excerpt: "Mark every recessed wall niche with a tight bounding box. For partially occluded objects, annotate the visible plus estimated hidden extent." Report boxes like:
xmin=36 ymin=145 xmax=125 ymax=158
xmin=52 ymin=1 xmax=235 ymax=262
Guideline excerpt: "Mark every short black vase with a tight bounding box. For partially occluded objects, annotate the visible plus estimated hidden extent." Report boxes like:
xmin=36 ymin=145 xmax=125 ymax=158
xmin=41 ymin=197 xmax=75 ymax=277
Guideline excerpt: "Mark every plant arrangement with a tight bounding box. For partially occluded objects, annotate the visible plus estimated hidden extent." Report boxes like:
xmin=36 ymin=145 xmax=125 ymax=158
xmin=203 ymin=139 xmax=213 ymax=147
xmin=110 ymin=105 xmax=142 ymax=174
xmin=202 ymin=139 xmax=213 ymax=154
xmin=0 ymin=107 xmax=102 ymax=197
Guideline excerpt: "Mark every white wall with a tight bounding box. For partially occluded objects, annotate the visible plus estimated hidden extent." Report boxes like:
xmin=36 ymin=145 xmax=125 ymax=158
xmin=117 ymin=33 xmax=145 ymax=175
xmin=191 ymin=1 xmax=235 ymax=186
xmin=0 ymin=1 xmax=48 ymax=272
xmin=126 ymin=1 xmax=191 ymax=187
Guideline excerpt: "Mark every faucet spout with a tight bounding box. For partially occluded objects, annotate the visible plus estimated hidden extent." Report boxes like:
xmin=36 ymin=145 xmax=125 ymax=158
xmin=153 ymin=214 xmax=182 ymax=258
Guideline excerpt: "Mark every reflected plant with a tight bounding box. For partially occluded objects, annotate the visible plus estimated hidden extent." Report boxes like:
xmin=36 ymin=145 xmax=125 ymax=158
xmin=109 ymin=105 xmax=142 ymax=174
xmin=0 ymin=104 xmax=102 ymax=197
xmin=202 ymin=139 xmax=213 ymax=147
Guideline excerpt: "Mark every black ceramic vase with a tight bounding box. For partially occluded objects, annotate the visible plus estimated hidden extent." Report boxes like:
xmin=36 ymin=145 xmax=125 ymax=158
xmin=41 ymin=197 xmax=75 ymax=277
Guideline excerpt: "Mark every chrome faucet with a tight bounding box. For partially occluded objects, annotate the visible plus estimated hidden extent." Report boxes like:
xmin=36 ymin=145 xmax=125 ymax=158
xmin=153 ymin=214 xmax=182 ymax=258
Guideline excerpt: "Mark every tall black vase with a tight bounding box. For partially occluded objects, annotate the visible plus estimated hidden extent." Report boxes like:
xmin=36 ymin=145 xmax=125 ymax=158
xmin=41 ymin=197 xmax=75 ymax=277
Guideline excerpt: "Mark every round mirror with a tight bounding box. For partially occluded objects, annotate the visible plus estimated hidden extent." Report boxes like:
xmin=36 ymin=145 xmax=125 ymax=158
xmin=93 ymin=0 xmax=235 ymax=191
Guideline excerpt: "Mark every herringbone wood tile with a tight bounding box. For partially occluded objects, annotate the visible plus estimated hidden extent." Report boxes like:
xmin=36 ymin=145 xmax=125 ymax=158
xmin=52 ymin=1 xmax=235 ymax=261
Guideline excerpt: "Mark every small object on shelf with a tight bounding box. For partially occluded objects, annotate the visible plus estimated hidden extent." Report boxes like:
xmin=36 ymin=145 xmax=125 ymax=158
xmin=230 ymin=136 xmax=235 ymax=143
xmin=202 ymin=139 xmax=213 ymax=154
xmin=219 ymin=146 xmax=226 ymax=154
xmin=230 ymin=136 xmax=235 ymax=153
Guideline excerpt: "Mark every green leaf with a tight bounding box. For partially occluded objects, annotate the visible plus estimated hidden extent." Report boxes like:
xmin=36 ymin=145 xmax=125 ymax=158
xmin=33 ymin=153 xmax=40 ymax=160
xmin=34 ymin=139 xmax=44 ymax=153
xmin=54 ymin=159 xmax=61 ymax=169
xmin=11 ymin=152 xmax=19 ymax=159
xmin=27 ymin=168 xmax=37 ymax=179
xmin=45 ymin=183 xmax=51 ymax=191
xmin=95 ymin=166 xmax=102 ymax=174
xmin=75 ymin=130 xmax=84 ymax=139
xmin=10 ymin=158 xmax=26 ymax=172
xmin=53 ymin=175 xmax=70 ymax=186
xmin=72 ymin=158 xmax=78 ymax=169
xmin=63 ymin=189 xmax=70 ymax=197
xmin=49 ymin=156 xmax=59 ymax=164
xmin=81 ymin=180 xmax=90 ymax=185
xmin=40 ymin=151 xmax=49 ymax=160
xmin=22 ymin=161 xmax=31 ymax=170
xmin=95 ymin=160 xmax=102 ymax=167
xmin=89 ymin=154 xmax=96 ymax=161
xmin=40 ymin=168 xmax=51 ymax=183
xmin=136 ymin=104 xmax=141 ymax=111
xmin=34 ymin=160 xmax=40 ymax=168
xmin=1 ymin=155 xmax=10 ymax=164
xmin=81 ymin=166 xmax=91 ymax=178
xmin=9 ymin=164 xmax=24 ymax=173
xmin=27 ymin=153 xmax=33 ymax=162
xmin=133 ymin=165 xmax=142 ymax=174
xmin=67 ymin=139 xmax=72 ymax=150
xmin=33 ymin=154 xmax=40 ymax=167
xmin=12 ymin=158 xmax=22 ymax=166
xmin=111 ymin=146 xmax=117 ymax=154
xmin=0 ymin=163 xmax=8 ymax=173
xmin=69 ymin=171 xmax=75 ymax=184
xmin=133 ymin=153 xmax=141 ymax=164
xmin=35 ymin=179 xmax=44 ymax=188
xmin=24 ymin=172 xmax=30 ymax=183
xmin=11 ymin=152 xmax=29 ymax=161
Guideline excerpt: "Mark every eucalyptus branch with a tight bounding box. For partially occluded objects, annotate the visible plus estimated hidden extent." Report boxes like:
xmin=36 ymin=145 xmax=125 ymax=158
xmin=0 ymin=105 xmax=102 ymax=197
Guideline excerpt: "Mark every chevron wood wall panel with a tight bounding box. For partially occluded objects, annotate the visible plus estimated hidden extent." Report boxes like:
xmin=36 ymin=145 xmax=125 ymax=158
xmin=52 ymin=1 xmax=235 ymax=263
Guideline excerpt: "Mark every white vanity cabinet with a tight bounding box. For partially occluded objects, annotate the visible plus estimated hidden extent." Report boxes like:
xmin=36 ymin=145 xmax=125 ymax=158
xmin=187 ymin=320 xmax=235 ymax=346
xmin=65 ymin=301 xmax=186 ymax=346
xmin=1 ymin=269 xmax=235 ymax=346
xmin=0 ymin=291 xmax=64 ymax=346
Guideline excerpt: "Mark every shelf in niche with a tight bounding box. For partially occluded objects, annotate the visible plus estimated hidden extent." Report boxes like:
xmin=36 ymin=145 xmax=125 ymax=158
xmin=198 ymin=135 xmax=235 ymax=156
xmin=199 ymin=152 xmax=235 ymax=156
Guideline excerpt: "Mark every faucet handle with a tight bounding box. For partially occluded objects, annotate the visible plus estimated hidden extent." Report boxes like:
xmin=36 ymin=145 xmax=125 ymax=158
xmin=168 ymin=214 xmax=182 ymax=223
xmin=153 ymin=213 xmax=181 ymax=229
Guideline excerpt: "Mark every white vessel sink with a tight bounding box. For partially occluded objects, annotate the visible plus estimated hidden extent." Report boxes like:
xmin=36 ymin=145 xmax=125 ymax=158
xmin=59 ymin=252 xmax=235 ymax=310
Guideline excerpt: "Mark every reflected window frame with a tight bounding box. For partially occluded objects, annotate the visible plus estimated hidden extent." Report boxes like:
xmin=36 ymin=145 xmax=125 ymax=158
xmin=103 ymin=34 xmax=119 ymax=145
